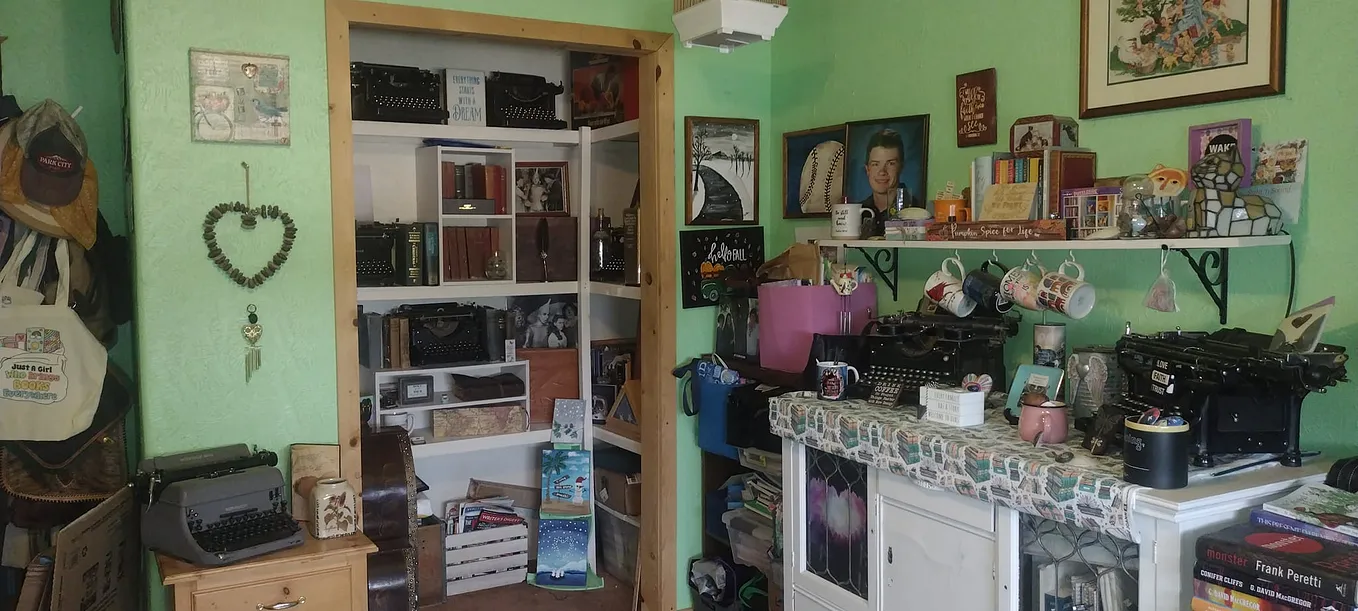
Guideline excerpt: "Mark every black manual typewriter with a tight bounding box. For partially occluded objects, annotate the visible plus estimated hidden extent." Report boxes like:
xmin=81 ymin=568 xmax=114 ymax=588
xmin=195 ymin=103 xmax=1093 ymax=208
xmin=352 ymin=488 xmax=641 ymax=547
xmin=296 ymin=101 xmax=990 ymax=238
xmin=351 ymin=62 xmax=450 ymax=125
xmin=393 ymin=302 xmax=507 ymax=366
xmin=1115 ymin=327 xmax=1348 ymax=467
xmin=486 ymin=71 xmax=568 ymax=130
xmin=862 ymin=312 xmax=1018 ymax=406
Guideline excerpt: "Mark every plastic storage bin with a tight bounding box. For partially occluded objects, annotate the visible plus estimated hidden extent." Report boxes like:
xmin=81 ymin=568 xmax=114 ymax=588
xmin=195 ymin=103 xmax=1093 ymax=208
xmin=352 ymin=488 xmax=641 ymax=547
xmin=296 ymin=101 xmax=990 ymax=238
xmin=722 ymin=508 xmax=782 ymax=586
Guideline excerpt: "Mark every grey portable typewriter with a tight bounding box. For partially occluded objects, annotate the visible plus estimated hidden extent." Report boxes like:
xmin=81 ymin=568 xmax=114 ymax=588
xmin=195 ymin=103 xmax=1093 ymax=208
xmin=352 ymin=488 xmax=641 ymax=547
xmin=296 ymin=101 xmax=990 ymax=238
xmin=135 ymin=444 xmax=303 ymax=567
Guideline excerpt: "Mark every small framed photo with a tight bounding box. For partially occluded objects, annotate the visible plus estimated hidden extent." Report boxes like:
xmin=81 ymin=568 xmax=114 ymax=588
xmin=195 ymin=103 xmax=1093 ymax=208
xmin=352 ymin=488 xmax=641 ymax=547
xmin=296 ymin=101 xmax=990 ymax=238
xmin=515 ymin=161 xmax=570 ymax=216
xmin=591 ymin=384 xmax=617 ymax=424
xmin=397 ymin=375 xmax=436 ymax=406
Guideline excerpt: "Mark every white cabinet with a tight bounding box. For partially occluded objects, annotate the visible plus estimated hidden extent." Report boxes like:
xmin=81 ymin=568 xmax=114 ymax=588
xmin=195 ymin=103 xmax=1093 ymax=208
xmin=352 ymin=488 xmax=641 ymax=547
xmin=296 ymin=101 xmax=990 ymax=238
xmin=875 ymin=472 xmax=998 ymax=611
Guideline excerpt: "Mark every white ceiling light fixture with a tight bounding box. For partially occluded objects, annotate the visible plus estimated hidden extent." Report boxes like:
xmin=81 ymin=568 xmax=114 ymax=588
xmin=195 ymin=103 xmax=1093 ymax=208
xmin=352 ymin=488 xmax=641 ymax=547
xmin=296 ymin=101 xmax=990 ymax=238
xmin=673 ymin=0 xmax=789 ymax=54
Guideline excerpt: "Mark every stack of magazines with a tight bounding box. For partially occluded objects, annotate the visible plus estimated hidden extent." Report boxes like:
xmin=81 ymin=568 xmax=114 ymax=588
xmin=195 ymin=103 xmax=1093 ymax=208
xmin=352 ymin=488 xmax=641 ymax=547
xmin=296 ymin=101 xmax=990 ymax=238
xmin=1194 ymin=483 xmax=1358 ymax=610
xmin=444 ymin=496 xmax=531 ymax=534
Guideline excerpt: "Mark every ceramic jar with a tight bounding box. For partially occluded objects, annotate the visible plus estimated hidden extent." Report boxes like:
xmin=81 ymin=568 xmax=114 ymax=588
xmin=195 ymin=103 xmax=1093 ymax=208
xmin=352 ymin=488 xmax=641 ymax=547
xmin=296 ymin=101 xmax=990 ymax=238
xmin=310 ymin=477 xmax=357 ymax=539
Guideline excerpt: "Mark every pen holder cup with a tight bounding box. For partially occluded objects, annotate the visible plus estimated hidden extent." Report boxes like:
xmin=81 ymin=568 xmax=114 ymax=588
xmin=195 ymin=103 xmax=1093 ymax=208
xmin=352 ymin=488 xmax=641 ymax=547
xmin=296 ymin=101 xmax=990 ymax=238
xmin=1122 ymin=417 xmax=1190 ymax=489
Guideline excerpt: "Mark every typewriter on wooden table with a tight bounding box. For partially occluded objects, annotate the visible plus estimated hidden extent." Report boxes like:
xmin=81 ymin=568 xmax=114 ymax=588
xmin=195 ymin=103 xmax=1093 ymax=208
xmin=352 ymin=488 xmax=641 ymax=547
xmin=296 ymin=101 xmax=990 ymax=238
xmin=1114 ymin=327 xmax=1348 ymax=467
xmin=860 ymin=311 xmax=1018 ymax=407
xmin=135 ymin=445 xmax=303 ymax=567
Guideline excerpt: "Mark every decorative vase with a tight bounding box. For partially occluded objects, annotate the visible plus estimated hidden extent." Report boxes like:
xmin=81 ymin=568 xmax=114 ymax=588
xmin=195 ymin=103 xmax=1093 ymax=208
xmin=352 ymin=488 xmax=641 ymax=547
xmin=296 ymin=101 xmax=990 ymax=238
xmin=310 ymin=477 xmax=357 ymax=539
xmin=484 ymin=251 xmax=508 ymax=280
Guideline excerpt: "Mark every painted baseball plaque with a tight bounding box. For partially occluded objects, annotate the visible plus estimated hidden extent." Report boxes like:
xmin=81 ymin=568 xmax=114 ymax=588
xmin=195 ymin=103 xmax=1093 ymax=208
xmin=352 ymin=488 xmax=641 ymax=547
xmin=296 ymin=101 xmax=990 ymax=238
xmin=783 ymin=124 xmax=847 ymax=218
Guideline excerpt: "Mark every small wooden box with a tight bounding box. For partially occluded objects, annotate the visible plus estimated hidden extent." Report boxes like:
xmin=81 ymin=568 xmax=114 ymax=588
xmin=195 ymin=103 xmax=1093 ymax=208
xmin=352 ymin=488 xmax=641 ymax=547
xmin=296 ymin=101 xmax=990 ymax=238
xmin=444 ymin=524 xmax=529 ymax=596
xmin=1010 ymin=114 xmax=1079 ymax=153
xmin=431 ymin=404 xmax=529 ymax=438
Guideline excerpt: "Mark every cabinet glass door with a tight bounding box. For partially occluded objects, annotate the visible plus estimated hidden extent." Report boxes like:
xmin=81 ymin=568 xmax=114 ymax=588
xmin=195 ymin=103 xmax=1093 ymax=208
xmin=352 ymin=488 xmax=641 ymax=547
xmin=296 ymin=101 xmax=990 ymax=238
xmin=804 ymin=447 xmax=869 ymax=600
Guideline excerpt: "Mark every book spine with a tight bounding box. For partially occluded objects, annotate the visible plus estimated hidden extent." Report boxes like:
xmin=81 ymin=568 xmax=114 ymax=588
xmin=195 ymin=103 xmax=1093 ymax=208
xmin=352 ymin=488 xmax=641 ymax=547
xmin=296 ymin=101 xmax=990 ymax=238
xmin=454 ymin=164 xmax=466 ymax=198
xmin=456 ymin=227 xmax=471 ymax=280
xmin=441 ymin=162 xmax=456 ymax=199
xmin=400 ymin=224 xmax=424 ymax=286
xmin=1197 ymin=562 xmax=1356 ymax=611
xmin=1197 ymin=536 xmax=1358 ymax=603
xmin=398 ymin=316 xmax=410 ymax=368
xmin=1253 ymin=509 xmax=1358 ymax=548
xmin=442 ymin=226 xmax=454 ymax=282
xmin=422 ymin=222 xmax=439 ymax=286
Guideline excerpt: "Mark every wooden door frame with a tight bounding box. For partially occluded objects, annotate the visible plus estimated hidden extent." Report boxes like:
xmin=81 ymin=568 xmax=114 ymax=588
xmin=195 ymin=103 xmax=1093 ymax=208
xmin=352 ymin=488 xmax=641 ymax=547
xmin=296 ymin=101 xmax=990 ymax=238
xmin=325 ymin=1 xmax=677 ymax=609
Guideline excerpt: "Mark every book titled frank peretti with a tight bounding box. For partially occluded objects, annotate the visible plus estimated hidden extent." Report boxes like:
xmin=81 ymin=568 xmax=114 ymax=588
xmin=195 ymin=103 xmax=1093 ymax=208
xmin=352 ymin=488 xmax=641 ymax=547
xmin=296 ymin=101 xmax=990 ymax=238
xmin=1195 ymin=562 xmax=1355 ymax=611
xmin=1197 ymin=522 xmax=1358 ymax=604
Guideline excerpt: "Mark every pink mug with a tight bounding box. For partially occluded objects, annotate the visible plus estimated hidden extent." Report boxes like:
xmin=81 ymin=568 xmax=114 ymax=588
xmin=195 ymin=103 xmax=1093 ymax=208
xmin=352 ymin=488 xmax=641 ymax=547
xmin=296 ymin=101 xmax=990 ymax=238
xmin=1018 ymin=399 xmax=1069 ymax=445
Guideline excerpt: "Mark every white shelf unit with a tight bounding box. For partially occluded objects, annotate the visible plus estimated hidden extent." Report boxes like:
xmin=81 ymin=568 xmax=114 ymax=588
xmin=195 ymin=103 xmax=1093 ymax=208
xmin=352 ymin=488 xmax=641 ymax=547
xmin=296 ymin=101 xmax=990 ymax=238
xmin=590 ymin=119 xmax=639 ymax=143
xmin=412 ymin=423 xmax=552 ymax=459
xmin=414 ymin=146 xmax=518 ymax=283
xmin=358 ymin=282 xmax=579 ymax=302
xmin=375 ymin=361 xmax=530 ymax=415
xmin=589 ymin=282 xmax=641 ymax=300
xmin=817 ymin=235 xmax=1290 ymax=251
xmin=354 ymin=120 xmax=582 ymax=146
xmin=592 ymin=424 xmax=641 ymax=455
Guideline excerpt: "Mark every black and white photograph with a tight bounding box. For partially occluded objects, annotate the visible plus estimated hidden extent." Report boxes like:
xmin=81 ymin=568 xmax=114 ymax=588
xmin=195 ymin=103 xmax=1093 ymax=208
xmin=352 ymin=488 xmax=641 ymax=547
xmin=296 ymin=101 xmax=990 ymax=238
xmin=686 ymin=116 xmax=759 ymax=225
xmin=508 ymin=295 xmax=579 ymax=348
xmin=515 ymin=161 xmax=570 ymax=216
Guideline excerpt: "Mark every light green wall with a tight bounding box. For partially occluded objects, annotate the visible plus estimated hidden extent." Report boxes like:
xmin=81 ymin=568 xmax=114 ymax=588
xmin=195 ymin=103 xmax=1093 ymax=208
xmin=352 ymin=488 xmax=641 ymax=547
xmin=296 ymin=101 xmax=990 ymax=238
xmin=123 ymin=0 xmax=771 ymax=608
xmin=770 ymin=0 xmax=1358 ymax=452
xmin=0 ymin=0 xmax=133 ymax=370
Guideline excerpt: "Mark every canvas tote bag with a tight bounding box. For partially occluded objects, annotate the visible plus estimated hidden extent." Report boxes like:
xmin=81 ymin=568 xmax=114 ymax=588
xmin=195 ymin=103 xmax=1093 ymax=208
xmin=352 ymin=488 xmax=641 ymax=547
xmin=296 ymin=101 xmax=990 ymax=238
xmin=0 ymin=233 xmax=107 ymax=441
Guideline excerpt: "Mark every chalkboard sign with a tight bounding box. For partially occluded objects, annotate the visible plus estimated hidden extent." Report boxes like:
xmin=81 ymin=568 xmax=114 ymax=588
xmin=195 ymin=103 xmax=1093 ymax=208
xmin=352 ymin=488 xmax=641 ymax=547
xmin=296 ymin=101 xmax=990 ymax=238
xmin=679 ymin=227 xmax=764 ymax=309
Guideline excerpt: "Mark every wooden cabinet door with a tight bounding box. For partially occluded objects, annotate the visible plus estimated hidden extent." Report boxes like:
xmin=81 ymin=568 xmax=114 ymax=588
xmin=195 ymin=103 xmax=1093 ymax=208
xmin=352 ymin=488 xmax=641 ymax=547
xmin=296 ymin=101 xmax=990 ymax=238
xmin=878 ymin=500 xmax=996 ymax=610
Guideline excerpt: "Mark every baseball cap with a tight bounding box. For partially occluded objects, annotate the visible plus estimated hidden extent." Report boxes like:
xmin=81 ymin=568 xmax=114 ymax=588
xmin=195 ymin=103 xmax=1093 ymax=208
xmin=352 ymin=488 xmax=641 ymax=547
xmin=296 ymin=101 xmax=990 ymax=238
xmin=0 ymin=102 xmax=99 ymax=249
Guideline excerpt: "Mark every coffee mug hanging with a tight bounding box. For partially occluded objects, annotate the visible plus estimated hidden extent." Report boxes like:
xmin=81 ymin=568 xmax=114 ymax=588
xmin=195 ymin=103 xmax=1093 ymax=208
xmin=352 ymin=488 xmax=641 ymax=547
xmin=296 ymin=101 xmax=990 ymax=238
xmin=201 ymin=163 xmax=298 ymax=289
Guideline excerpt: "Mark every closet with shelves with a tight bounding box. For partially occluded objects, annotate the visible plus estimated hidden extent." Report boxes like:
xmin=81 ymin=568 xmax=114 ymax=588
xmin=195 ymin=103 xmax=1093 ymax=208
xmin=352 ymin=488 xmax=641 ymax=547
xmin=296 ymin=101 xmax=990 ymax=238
xmin=326 ymin=5 xmax=676 ymax=607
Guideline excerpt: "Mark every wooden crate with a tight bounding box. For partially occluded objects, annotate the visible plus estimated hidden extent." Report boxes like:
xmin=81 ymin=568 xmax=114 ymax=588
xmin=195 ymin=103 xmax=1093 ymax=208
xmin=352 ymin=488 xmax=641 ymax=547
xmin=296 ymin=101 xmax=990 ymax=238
xmin=444 ymin=524 xmax=530 ymax=596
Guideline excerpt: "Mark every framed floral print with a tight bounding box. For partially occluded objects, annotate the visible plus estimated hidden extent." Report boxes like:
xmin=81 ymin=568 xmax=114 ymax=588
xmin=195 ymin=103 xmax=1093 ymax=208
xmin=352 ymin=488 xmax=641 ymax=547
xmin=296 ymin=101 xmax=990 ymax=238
xmin=1080 ymin=0 xmax=1285 ymax=119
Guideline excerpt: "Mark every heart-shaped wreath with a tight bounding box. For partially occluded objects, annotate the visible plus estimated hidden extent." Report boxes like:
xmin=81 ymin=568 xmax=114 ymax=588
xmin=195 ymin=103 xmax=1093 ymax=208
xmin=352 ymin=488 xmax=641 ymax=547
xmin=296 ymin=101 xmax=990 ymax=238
xmin=202 ymin=202 xmax=298 ymax=289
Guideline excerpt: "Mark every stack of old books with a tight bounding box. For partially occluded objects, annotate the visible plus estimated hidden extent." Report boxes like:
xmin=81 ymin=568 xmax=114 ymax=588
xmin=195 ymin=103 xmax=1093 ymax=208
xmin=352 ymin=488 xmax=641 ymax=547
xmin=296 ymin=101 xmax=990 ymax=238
xmin=1194 ymin=483 xmax=1358 ymax=610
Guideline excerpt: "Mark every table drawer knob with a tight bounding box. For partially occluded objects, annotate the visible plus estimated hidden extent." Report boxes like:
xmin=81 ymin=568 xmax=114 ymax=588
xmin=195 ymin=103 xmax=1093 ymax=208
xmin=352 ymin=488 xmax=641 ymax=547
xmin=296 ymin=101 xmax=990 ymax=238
xmin=257 ymin=597 xmax=305 ymax=610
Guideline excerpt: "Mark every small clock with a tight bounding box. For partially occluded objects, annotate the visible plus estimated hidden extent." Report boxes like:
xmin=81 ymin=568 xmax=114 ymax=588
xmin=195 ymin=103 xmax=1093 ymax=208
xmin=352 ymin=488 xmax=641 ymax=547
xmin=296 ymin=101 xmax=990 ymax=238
xmin=397 ymin=375 xmax=436 ymax=406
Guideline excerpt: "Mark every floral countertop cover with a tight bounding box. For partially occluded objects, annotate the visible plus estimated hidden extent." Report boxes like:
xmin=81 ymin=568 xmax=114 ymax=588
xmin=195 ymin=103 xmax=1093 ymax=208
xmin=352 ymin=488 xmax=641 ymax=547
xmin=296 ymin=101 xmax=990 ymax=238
xmin=769 ymin=392 xmax=1142 ymax=541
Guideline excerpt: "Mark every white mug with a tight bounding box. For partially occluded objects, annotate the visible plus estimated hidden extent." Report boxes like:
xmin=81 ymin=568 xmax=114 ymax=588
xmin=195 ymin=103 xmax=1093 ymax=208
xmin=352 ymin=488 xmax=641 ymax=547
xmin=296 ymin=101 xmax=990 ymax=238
xmin=831 ymin=202 xmax=873 ymax=239
xmin=924 ymin=256 xmax=976 ymax=317
xmin=380 ymin=411 xmax=414 ymax=432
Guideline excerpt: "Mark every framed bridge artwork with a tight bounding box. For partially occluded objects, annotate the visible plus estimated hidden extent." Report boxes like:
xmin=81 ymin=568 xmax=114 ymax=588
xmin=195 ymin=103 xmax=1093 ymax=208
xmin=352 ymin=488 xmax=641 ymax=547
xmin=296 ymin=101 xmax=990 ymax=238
xmin=686 ymin=116 xmax=760 ymax=225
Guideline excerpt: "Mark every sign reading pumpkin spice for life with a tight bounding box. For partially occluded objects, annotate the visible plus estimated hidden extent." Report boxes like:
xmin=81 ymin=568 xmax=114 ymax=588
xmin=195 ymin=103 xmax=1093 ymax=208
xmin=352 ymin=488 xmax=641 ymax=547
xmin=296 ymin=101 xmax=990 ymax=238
xmin=679 ymin=227 xmax=764 ymax=309
xmin=956 ymin=68 xmax=997 ymax=147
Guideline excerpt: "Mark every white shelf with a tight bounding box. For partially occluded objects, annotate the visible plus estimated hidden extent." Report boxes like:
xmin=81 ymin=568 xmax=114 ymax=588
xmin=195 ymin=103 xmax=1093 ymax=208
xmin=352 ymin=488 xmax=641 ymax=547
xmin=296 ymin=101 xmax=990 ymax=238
xmin=595 ymin=500 xmax=640 ymax=528
xmin=374 ymin=360 xmax=527 ymax=380
xmin=354 ymin=120 xmax=580 ymax=146
xmin=440 ymin=214 xmax=514 ymax=221
xmin=593 ymin=425 xmax=641 ymax=454
xmin=589 ymin=120 xmax=639 ymax=144
xmin=378 ymin=394 xmax=529 ymax=414
xmin=818 ymin=235 xmax=1291 ymax=251
xmin=589 ymin=282 xmax=642 ymax=300
xmin=410 ymin=423 xmax=552 ymax=459
xmin=358 ymin=281 xmax=580 ymax=301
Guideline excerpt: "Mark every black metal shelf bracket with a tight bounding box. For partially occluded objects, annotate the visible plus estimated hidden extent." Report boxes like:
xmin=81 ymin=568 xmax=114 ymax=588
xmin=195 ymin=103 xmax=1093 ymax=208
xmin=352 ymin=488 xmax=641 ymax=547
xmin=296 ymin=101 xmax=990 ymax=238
xmin=850 ymin=246 xmax=900 ymax=300
xmin=1165 ymin=244 xmax=1229 ymax=324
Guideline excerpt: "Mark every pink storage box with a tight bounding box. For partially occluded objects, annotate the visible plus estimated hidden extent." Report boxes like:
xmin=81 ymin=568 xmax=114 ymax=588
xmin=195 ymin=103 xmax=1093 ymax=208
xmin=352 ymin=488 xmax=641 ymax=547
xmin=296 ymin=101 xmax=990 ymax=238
xmin=757 ymin=284 xmax=877 ymax=373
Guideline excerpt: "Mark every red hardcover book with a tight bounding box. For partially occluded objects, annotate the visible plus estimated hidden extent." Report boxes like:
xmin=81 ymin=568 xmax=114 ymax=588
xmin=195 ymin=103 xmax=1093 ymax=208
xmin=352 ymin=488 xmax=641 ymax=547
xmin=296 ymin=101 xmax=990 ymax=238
xmin=468 ymin=163 xmax=486 ymax=199
xmin=466 ymin=227 xmax=487 ymax=280
xmin=491 ymin=165 xmax=506 ymax=214
xmin=1197 ymin=522 xmax=1358 ymax=603
xmin=455 ymin=227 xmax=470 ymax=280
xmin=441 ymin=226 xmax=455 ymax=281
xmin=441 ymin=162 xmax=457 ymax=199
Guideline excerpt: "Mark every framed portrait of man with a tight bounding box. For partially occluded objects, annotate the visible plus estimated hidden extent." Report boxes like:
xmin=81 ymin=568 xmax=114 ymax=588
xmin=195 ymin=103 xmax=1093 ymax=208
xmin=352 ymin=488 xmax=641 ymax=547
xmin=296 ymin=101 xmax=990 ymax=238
xmin=845 ymin=115 xmax=930 ymax=236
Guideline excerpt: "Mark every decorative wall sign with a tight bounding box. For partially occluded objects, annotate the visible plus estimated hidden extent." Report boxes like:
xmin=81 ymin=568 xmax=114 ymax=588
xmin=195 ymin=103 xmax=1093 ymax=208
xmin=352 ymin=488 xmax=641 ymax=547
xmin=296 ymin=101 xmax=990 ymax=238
xmin=686 ymin=116 xmax=760 ymax=225
xmin=446 ymin=68 xmax=486 ymax=126
xmin=783 ymin=124 xmax=846 ymax=218
xmin=925 ymin=220 xmax=1065 ymax=241
xmin=189 ymin=49 xmax=290 ymax=145
xmin=1080 ymin=0 xmax=1285 ymax=118
xmin=955 ymin=68 xmax=996 ymax=147
xmin=679 ymin=227 xmax=765 ymax=309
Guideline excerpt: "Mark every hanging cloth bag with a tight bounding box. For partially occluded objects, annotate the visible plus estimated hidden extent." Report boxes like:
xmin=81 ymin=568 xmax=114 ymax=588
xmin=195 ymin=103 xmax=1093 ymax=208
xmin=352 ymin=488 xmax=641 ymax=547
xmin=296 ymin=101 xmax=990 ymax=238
xmin=0 ymin=233 xmax=108 ymax=441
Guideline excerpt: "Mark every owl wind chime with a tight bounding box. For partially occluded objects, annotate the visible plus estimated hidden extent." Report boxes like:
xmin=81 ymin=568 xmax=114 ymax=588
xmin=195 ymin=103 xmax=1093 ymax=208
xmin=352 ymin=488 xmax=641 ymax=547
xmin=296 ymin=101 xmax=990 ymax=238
xmin=202 ymin=162 xmax=298 ymax=382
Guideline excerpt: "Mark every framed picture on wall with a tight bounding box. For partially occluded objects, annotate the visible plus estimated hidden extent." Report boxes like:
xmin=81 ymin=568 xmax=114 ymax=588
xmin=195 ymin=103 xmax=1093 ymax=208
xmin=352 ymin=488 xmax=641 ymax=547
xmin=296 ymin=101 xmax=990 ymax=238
xmin=782 ymin=125 xmax=847 ymax=218
xmin=686 ymin=116 xmax=760 ymax=225
xmin=844 ymin=115 xmax=930 ymax=219
xmin=1079 ymin=0 xmax=1285 ymax=119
